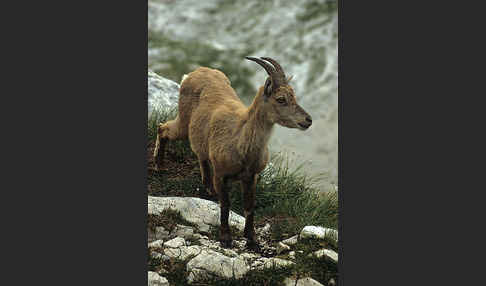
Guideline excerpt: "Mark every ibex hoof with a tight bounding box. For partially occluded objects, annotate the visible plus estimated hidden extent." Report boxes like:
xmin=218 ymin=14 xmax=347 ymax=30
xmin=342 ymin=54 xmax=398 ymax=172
xmin=246 ymin=240 xmax=261 ymax=253
xmin=220 ymin=238 xmax=233 ymax=249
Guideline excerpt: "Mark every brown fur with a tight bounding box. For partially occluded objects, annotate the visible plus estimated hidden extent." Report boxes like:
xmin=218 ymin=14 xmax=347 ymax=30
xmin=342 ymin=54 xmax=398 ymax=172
xmin=154 ymin=60 xmax=312 ymax=250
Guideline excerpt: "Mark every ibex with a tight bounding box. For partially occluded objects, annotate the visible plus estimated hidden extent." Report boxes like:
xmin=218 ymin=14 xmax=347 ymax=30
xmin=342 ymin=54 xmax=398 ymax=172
xmin=153 ymin=57 xmax=312 ymax=250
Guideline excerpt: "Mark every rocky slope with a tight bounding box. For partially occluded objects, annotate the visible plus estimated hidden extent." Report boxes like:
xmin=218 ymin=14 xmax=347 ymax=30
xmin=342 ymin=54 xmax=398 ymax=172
xmin=148 ymin=196 xmax=338 ymax=285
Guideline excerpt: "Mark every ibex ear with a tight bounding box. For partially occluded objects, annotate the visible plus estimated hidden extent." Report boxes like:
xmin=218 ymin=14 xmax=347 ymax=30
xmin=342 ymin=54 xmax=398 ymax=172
xmin=264 ymin=77 xmax=273 ymax=100
xmin=286 ymin=75 xmax=294 ymax=83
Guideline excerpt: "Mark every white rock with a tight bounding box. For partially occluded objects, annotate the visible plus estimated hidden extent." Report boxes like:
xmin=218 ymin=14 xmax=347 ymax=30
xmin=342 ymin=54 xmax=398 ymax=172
xmin=261 ymin=258 xmax=295 ymax=269
xmin=164 ymin=237 xmax=185 ymax=248
xmin=186 ymin=249 xmax=249 ymax=283
xmin=164 ymin=245 xmax=203 ymax=261
xmin=148 ymin=196 xmax=246 ymax=233
xmin=284 ymin=277 xmax=324 ymax=286
xmin=221 ymin=248 xmax=238 ymax=258
xmin=300 ymin=226 xmax=338 ymax=241
xmin=148 ymin=240 xmax=164 ymax=249
xmin=150 ymin=251 xmax=162 ymax=260
xmin=148 ymin=70 xmax=179 ymax=117
xmin=288 ymin=250 xmax=303 ymax=260
xmin=288 ymin=251 xmax=296 ymax=260
xmin=277 ymin=242 xmax=291 ymax=254
xmin=148 ymin=271 xmax=169 ymax=286
xmin=155 ymin=226 xmax=170 ymax=240
xmin=282 ymin=235 xmax=299 ymax=246
xmin=172 ymin=224 xmax=194 ymax=239
xmin=240 ymin=252 xmax=260 ymax=263
xmin=311 ymin=248 xmax=338 ymax=263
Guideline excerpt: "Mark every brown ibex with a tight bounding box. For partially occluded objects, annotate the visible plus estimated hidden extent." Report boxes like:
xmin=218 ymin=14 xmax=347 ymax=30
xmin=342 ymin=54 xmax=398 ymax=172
xmin=153 ymin=57 xmax=312 ymax=250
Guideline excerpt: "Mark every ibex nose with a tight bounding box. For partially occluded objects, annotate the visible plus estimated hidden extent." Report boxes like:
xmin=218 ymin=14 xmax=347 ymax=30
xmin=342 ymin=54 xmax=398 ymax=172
xmin=305 ymin=116 xmax=312 ymax=123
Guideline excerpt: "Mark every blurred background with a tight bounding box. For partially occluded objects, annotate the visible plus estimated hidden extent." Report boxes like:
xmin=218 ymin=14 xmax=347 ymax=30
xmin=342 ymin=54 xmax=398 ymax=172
xmin=148 ymin=0 xmax=338 ymax=190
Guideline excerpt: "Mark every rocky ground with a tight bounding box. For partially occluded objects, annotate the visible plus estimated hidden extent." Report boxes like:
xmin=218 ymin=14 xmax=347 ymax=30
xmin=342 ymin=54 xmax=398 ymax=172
xmin=148 ymin=196 xmax=338 ymax=286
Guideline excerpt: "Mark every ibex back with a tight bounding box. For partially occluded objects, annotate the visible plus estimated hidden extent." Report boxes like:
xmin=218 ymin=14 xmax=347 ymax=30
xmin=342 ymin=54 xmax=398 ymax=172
xmin=153 ymin=57 xmax=312 ymax=250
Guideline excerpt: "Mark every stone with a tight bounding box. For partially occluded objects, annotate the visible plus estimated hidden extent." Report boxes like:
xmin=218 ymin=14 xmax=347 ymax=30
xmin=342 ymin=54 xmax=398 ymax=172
xmin=164 ymin=245 xmax=203 ymax=261
xmin=186 ymin=249 xmax=249 ymax=283
xmin=261 ymin=257 xmax=295 ymax=269
xmin=240 ymin=252 xmax=260 ymax=263
xmin=300 ymin=226 xmax=338 ymax=241
xmin=148 ymin=70 xmax=179 ymax=117
xmin=282 ymin=235 xmax=299 ymax=246
xmin=155 ymin=226 xmax=170 ymax=240
xmin=311 ymin=248 xmax=338 ymax=263
xmin=150 ymin=251 xmax=162 ymax=260
xmin=288 ymin=250 xmax=303 ymax=260
xmin=172 ymin=224 xmax=195 ymax=239
xmin=164 ymin=237 xmax=185 ymax=248
xmin=148 ymin=240 xmax=164 ymax=249
xmin=148 ymin=271 xmax=169 ymax=286
xmin=283 ymin=277 xmax=324 ymax=286
xmin=148 ymin=196 xmax=246 ymax=233
xmin=277 ymin=242 xmax=291 ymax=254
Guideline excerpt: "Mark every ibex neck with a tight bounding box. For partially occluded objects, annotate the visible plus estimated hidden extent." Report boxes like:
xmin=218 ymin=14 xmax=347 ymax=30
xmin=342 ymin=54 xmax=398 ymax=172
xmin=237 ymin=90 xmax=274 ymax=158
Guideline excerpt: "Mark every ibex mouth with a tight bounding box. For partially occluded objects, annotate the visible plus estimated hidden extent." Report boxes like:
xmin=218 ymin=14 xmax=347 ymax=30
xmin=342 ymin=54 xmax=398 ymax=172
xmin=298 ymin=122 xmax=311 ymax=130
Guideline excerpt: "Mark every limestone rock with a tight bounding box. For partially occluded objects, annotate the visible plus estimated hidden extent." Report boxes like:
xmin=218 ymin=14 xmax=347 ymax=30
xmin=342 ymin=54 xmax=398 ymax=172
xmin=148 ymin=196 xmax=246 ymax=233
xmin=172 ymin=224 xmax=195 ymax=240
xmin=282 ymin=235 xmax=299 ymax=246
xmin=148 ymin=240 xmax=164 ymax=249
xmin=186 ymin=249 xmax=249 ymax=283
xmin=277 ymin=242 xmax=291 ymax=254
xmin=164 ymin=245 xmax=203 ymax=261
xmin=155 ymin=226 xmax=170 ymax=241
xmin=261 ymin=257 xmax=295 ymax=269
xmin=148 ymin=70 xmax=179 ymax=117
xmin=311 ymin=248 xmax=338 ymax=263
xmin=300 ymin=226 xmax=338 ymax=241
xmin=283 ymin=276 xmax=324 ymax=286
xmin=164 ymin=237 xmax=185 ymax=248
xmin=148 ymin=271 xmax=169 ymax=286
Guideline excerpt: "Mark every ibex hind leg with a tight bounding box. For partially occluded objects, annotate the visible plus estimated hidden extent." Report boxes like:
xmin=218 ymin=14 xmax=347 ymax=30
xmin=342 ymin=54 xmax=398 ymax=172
xmin=198 ymin=159 xmax=216 ymax=199
xmin=153 ymin=119 xmax=182 ymax=170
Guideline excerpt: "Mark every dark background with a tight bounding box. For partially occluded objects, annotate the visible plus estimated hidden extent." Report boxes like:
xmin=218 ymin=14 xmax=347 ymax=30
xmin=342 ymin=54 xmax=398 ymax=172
xmin=1 ymin=1 xmax=483 ymax=285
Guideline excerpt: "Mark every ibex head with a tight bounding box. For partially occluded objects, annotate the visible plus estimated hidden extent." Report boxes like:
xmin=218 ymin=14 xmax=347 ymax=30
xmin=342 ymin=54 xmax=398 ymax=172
xmin=246 ymin=56 xmax=312 ymax=130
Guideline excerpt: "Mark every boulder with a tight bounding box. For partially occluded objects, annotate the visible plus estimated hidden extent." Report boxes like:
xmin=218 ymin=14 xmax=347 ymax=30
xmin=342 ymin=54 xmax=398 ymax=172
xmin=282 ymin=235 xmax=299 ymax=246
xmin=164 ymin=237 xmax=185 ymax=248
xmin=311 ymin=248 xmax=338 ymax=263
xmin=186 ymin=249 xmax=249 ymax=283
xmin=283 ymin=276 xmax=324 ymax=286
xmin=148 ymin=271 xmax=169 ymax=286
xmin=300 ymin=226 xmax=338 ymax=241
xmin=148 ymin=196 xmax=246 ymax=233
xmin=148 ymin=70 xmax=179 ymax=117
xmin=164 ymin=245 xmax=203 ymax=261
xmin=277 ymin=242 xmax=291 ymax=254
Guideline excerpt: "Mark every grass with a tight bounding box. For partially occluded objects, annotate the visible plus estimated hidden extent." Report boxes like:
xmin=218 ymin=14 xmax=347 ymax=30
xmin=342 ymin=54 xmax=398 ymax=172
xmin=147 ymin=107 xmax=339 ymax=285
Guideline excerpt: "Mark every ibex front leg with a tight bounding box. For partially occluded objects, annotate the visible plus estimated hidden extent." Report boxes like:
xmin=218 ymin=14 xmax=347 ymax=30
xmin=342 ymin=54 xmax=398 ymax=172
xmin=214 ymin=174 xmax=232 ymax=248
xmin=242 ymin=173 xmax=261 ymax=252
